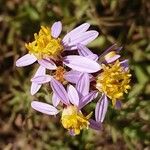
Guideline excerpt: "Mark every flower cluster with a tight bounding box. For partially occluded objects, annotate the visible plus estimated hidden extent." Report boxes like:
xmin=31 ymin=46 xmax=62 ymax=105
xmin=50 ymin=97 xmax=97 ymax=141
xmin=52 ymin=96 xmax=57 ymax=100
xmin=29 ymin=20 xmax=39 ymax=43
xmin=16 ymin=21 xmax=131 ymax=136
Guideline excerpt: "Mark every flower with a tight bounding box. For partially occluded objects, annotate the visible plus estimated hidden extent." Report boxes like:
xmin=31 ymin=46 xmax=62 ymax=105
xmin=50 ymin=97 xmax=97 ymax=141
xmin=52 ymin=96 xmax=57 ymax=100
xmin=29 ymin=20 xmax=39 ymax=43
xmin=30 ymin=66 xmax=80 ymax=95
xmin=16 ymin=21 xmax=101 ymax=95
xmin=30 ymin=62 xmax=95 ymax=95
xmin=16 ymin=22 xmax=101 ymax=94
xmin=96 ymin=60 xmax=131 ymax=105
xmin=16 ymin=22 xmax=99 ymax=72
xmin=31 ymin=73 xmax=97 ymax=135
xmin=77 ymin=44 xmax=131 ymax=122
xmin=77 ymin=44 xmax=131 ymax=103
xmin=25 ymin=26 xmax=63 ymax=60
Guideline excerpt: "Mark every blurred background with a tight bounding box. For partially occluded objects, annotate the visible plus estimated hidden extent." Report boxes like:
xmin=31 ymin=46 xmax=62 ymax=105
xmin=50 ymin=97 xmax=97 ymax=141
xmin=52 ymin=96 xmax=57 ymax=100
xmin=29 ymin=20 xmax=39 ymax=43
xmin=0 ymin=0 xmax=150 ymax=149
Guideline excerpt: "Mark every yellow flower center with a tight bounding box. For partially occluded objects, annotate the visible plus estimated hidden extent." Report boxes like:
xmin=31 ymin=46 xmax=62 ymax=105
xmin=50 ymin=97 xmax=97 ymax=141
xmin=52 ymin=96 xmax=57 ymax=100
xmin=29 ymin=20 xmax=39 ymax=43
xmin=25 ymin=26 xmax=63 ymax=59
xmin=61 ymin=105 xmax=92 ymax=135
xmin=96 ymin=60 xmax=131 ymax=105
xmin=54 ymin=66 xmax=67 ymax=84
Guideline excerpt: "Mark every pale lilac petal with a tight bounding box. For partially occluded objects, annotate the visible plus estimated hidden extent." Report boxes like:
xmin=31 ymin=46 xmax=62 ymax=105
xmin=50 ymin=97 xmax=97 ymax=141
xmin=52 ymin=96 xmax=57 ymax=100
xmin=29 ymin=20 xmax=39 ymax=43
xmin=105 ymin=55 xmax=120 ymax=63
xmin=67 ymin=85 xmax=79 ymax=106
xmin=76 ymin=73 xmax=90 ymax=98
xmin=79 ymin=91 xmax=97 ymax=109
xmin=64 ymin=70 xmax=93 ymax=83
xmin=52 ymin=92 xmax=60 ymax=107
xmin=121 ymin=59 xmax=129 ymax=71
xmin=89 ymin=119 xmax=101 ymax=130
xmin=77 ymin=44 xmax=98 ymax=61
xmin=63 ymin=55 xmax=101 ymax=73
xmin=31 ymin=101 xmax=59 ymax=115
xmin=95 ymin=94 xmax=108 ymax=123
xmin=38 ymin=58 xmax=57 ymax=70
xmin=30 ymin=82 xmax=42 ymax=95
xmin=115 ymin=100 xmax=122 ymax=109
xmin=50 ymin=78 xmax=70 ymax=105
xmin=51 ymin=21 xmax=62 ymax=38
xmin=62 ymin=23 xmax=90 ymax=44
xmin=65 ymin=31 xmax=99 ymax=48
xmin=64 ymin=70 xmax=81 ymax=84
xmin=16 ymin=54 xmax=37 ymax=67
xmin=31 ymin=75 xmax=52 ymax=84
xmin=86 ymin=54 xmax=98 ymax=61
xmin=30 ymin=66 xmax=46 ymax=95
xmin=77 ymin=43 xmax=94 ymax=56
xmin=34 ymin=65 xmax=46 ymax=77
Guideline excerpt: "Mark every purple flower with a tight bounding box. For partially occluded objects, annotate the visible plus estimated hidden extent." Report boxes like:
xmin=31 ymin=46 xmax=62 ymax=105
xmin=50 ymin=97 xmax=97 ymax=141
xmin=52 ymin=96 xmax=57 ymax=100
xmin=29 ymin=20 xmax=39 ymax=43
xmin=16 ymin=22 xmax=100 ymax=73
xmin=16 ymin=22 xmax=101 ymax=94
xmin=31 ymin=73 xmax=97 ymax=135
xmin=77 ymin=44 xmax=131 ymax=106
xmin=75 ymin=44 xmax=131 ymax=124
xmin=31 ymin=64 xmax=95 ymax=95
xmin=50 ymin=73 xmax=97 ymax=108
xmin=30 ymin=66 xmax=68 ymax=95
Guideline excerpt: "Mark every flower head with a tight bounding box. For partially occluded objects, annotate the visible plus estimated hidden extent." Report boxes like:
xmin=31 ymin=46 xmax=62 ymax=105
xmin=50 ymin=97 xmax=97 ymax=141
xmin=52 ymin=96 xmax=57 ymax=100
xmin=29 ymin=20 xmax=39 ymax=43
xmin=30 ymin=65 xmax=68 ymax=95
xmin=76 ymin=44 xmax=132 ymax=124
xmin=31 ymin=73 xmax=97 ymax=135
xmin=16 ymin=21 xmax=63 ymax=68
xmin=77 ymin=44 xmax=131 ymax=105
xmin=61 ymin=105 xmax=92 ymax=135
xmin=30 ymin=65 xmax=92 ymax=95
xmin=16 ymin=22 xmax=99 ymax=69
xmin=16 ymin=22 xmax=101 ymax=95
xmin=25 ymin=26 xmax=63 ymax=60
xmin=96 ymin=60 xmax=131 ymax=105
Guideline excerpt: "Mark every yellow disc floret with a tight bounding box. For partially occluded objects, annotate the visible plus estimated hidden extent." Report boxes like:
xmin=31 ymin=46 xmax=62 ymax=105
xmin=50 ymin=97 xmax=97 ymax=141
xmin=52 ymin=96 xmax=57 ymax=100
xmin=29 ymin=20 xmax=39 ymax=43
xmin=25 ymin=26 xmax=63 ymax=59
xmin=61 ymin=105 xmax=92 ymax=135
xmin=96 ymin=60 xmax=131 ymax=105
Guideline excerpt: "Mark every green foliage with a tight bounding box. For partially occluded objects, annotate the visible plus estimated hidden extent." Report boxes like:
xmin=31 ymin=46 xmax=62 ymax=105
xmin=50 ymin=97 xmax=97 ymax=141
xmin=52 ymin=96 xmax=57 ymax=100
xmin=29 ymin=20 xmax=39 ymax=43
xmin=0 ymin=0 xmax=149 ymax=149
